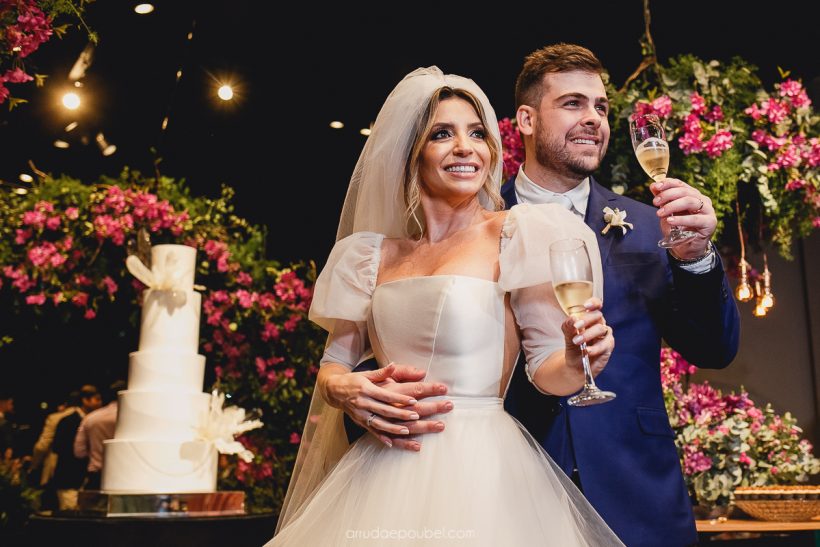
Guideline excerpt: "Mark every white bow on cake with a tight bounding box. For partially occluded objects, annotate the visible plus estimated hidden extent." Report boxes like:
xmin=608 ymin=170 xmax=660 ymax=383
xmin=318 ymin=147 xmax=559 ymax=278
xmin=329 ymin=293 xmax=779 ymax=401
xmin=126 ymin=244 xmax=198 ymax=304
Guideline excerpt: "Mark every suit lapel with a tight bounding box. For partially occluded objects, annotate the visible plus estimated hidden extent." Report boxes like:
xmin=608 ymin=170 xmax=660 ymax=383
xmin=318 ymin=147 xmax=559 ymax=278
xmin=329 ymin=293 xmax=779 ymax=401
xmin=500 ymin=176 xmax=518 ymax=208
xmin=585 ymin=177 xmax=620 ymax=268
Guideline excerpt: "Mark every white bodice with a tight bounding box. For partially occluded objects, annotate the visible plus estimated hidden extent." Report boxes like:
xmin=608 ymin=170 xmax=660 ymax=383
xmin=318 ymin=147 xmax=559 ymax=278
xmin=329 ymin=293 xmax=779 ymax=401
xmin=309 ymin=203 xmax=604 ymax=389
xmin=370 ymin=275 xmax=506 ymax=398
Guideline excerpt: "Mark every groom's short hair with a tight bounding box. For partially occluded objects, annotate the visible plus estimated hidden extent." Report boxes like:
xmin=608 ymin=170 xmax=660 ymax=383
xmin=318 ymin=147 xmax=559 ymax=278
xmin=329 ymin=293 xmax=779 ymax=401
xmin=515 ymin=43 xmax=604 ymax=109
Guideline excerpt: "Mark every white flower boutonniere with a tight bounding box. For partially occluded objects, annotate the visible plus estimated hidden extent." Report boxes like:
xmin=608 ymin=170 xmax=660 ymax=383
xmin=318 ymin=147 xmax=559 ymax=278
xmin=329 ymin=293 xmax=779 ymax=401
xmin=601 ymin=207 xmax=634 ymax=236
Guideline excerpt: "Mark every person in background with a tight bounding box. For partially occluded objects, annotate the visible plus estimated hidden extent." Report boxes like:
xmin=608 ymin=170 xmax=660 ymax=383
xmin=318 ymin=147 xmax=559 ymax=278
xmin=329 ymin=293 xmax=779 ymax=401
xmin=74 ymin=380 xmax=124 ymax=490
xmin=51 ymin=384 xmax=101 ymax=510
xmin=30 ymin=390 xmax=81 ymax=510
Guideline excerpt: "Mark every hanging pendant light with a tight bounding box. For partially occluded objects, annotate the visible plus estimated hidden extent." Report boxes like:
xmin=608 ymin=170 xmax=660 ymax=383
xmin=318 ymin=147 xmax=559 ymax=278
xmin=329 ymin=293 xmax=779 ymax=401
xmin=760 ymin=253 xmax=775 ymax=309
xmin=735 ymin=202 xmax=754 ymax=302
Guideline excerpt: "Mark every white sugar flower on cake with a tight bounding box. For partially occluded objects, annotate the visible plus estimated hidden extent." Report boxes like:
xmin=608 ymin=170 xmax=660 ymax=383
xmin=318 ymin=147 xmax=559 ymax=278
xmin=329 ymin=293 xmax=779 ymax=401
xmin=197 ymin=391 xmax=264 ymax=463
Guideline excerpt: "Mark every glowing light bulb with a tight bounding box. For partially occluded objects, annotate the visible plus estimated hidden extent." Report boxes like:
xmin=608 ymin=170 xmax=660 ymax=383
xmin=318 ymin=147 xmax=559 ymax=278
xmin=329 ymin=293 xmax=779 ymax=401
xmin=329 ymin=121 xmax=344 ymax=129
xmin=134 ymin=3 xmax=154 ymax=14
xmin=761 ymin=257 xmax=774 ymax=309
xmin=217 ymin=85 xmax=233 ymax=101
xmin=735 ymin=282 xmax=753 ymax=302
xmin=753 ymin=299 xmax=768 ymax=317
xmin=62 ymin=92 xmax=81 ymax=110
xmin=735 ymin=260 xmax=754 ymax=302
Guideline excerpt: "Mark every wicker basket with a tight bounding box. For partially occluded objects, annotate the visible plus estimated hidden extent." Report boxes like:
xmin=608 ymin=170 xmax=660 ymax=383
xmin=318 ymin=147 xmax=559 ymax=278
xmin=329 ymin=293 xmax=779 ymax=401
xmin=733 ymin=486 xmax=820 ymax=522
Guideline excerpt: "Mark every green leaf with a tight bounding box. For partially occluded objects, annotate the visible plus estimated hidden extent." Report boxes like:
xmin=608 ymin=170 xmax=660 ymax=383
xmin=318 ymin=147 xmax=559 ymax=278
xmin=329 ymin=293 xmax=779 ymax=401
xmin=692 ymin=61 xmax=708 ymax=88
xmin=7 ymin=97 xmax=28 ymax=111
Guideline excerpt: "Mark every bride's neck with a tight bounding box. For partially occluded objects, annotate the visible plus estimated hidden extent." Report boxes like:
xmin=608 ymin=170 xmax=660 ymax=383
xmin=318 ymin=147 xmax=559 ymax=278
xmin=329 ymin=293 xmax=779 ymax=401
xmin=419 ymin=196 xmax=487 ymax=243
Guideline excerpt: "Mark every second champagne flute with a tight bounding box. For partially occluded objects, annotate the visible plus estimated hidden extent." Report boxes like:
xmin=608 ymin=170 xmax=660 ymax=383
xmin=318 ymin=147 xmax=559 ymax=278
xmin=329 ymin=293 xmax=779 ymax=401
xmin=629 ymin=113 xmax=697 ymax=248
xmin=549 ymin=238 xmax=616 ymax=407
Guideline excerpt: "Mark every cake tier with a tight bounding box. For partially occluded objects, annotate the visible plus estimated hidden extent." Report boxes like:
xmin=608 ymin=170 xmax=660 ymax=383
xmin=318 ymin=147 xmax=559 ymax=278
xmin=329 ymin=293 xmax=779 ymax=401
xmin=128 ymin=351 xmax=206 ymax=392
xmin=138 ymin=289 xmax=201 ymax=353
xmin=102 ymin=439 xmax=217 ymax=493
xmin=115 ymin=391 xmax=210 ymax=440
xmin=150 ymin=244 xmax=197 ymax=290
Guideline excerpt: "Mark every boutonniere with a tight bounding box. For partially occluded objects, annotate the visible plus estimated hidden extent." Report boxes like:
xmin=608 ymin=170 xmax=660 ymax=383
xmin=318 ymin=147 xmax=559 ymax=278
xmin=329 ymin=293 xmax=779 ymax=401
xmin=601 ymin=207 xmax=634 ymax=235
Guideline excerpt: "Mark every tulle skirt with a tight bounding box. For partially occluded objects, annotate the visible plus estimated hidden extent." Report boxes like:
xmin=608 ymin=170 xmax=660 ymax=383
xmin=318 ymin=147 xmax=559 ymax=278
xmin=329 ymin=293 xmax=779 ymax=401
xmin=268 ymin=397 xmax=622 ymax=546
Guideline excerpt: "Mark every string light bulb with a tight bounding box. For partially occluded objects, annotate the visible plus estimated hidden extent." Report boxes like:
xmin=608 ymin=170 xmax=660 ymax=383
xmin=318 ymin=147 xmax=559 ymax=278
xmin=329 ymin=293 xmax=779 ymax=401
xmin=760 ymin=253 xmax=775 ymax=309
xmin=734 ymin=202 xmax=754 ymax=302
xmin=752 ymin=280 xmax=768 ymax=317
xmin=735 ymin=259 xmax=754 ymax=302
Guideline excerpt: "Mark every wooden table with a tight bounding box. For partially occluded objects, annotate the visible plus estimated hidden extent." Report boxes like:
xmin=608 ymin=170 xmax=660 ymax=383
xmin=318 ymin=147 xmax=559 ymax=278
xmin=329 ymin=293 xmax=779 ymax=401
xmin=697 ymin=518 xmax=820 ymax=532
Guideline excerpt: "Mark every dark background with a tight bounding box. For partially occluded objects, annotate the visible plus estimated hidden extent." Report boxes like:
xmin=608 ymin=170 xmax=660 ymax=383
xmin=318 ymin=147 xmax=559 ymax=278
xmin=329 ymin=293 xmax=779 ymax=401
xmin=1 ymin=1 xmax=818 ymax=436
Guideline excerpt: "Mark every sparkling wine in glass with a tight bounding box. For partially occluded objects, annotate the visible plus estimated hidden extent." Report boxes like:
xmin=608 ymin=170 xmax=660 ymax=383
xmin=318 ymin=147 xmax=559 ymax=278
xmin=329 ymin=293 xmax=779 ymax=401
xmin=629 ymin=113 xmax=697 ymax=248
xmin=549 ymin=238 xmax=616 ymax=407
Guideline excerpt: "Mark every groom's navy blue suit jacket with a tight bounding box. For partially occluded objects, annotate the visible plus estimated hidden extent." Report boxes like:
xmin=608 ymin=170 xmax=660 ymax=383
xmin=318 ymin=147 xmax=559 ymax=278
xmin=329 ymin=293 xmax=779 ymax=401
xmin=502 ymin=176 xmax=740 ymax=547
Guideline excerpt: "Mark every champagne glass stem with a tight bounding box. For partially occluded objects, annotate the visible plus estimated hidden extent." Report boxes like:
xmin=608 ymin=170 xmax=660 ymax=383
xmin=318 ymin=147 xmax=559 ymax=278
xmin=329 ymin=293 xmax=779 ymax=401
xmin=578 ymin=336 xmax=596 ymax=389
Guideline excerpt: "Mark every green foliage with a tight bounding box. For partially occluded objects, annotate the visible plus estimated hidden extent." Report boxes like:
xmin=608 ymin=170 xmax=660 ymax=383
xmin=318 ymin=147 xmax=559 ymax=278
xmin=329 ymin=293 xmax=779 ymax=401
xmin=0 ymin=459 xmax=40 ymax=533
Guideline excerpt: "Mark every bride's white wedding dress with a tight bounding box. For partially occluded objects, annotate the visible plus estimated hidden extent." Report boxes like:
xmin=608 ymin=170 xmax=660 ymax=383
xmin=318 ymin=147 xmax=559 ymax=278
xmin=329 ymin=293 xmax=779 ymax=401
xmin=268 ymin=204 xmax=623 ymax=546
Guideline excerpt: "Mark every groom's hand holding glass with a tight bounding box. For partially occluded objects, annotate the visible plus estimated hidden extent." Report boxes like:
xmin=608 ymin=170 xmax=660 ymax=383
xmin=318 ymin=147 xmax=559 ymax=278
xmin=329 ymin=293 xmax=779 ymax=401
xmin=630 ymin=113 xmax=717 ymax=260
xmin=651 ymin=178 xmax=717 ymax=261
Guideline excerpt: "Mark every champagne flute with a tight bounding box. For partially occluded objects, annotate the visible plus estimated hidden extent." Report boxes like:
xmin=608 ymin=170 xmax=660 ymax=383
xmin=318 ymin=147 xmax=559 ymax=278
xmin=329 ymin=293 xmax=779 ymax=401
xmin=550 ymin=238 xmax=616 ymax=407
xmin=629 ymin=113 xmax=697 ymax=248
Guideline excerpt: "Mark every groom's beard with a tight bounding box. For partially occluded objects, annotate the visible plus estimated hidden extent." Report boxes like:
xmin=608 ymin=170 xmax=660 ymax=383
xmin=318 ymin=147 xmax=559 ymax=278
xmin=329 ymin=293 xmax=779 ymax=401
xmin=534 ymin=124 xmax=606 ymax=179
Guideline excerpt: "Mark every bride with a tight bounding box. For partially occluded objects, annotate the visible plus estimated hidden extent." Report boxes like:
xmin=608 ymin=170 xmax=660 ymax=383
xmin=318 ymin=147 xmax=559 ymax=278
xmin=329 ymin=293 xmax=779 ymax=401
xmin=267 ymin=67 xmax=623 ymax=545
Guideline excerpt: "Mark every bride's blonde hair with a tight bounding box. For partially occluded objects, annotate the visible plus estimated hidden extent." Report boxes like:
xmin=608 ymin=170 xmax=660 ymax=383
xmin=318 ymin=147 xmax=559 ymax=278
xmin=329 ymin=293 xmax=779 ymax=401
xmin=403 ymin=87 xmax=504 ymax=238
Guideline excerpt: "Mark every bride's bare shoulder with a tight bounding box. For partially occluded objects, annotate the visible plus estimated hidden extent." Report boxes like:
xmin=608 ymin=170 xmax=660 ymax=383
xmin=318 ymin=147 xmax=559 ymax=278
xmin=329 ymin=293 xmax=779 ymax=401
xmin=380 ymin=236 xmax=415 ymax=263
xmin=483 ymin=210 xmax=509 ymax=234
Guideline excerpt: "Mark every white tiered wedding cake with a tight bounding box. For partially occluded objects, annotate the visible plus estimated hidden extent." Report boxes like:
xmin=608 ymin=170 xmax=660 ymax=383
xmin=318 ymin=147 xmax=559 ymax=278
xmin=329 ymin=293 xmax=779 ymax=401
xmin=102 ymin=244 xmax=217 ymax=493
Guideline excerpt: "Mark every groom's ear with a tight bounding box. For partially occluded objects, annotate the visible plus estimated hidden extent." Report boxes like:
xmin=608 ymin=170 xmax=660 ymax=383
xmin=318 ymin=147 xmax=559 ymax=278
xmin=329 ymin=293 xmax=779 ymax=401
xmin=516 ymin=105 xmax=535 ymax=136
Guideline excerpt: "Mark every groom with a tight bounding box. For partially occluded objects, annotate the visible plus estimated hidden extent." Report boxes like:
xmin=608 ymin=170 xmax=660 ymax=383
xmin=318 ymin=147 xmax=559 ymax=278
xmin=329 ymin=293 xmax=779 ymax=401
xmin=500 ymin=43 xmax=740 ymax=546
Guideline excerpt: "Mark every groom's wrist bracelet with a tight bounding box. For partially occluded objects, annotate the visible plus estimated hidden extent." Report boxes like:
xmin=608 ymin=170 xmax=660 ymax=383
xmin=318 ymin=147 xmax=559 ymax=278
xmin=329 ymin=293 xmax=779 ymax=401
xmin=668 ymin=242 xmax=715 ymax=265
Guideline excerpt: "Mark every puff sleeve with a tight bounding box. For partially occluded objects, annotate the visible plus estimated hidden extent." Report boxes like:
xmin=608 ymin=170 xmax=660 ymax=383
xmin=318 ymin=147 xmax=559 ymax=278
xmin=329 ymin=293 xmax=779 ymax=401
xmin=309 ymin=232 xmax=383 ymax=369
xmin=498 ymin=204 xmax=603 ymax=387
